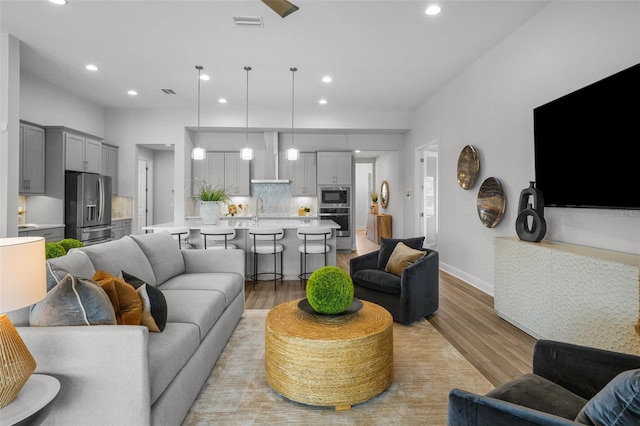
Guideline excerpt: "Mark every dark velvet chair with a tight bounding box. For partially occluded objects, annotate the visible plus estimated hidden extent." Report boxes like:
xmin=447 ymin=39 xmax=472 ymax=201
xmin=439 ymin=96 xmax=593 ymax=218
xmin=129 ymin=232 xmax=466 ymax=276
xmin=448 ymin=339 xmax=640 ymax=426
xmin=349 ymin=237 xmax=439 ymax=325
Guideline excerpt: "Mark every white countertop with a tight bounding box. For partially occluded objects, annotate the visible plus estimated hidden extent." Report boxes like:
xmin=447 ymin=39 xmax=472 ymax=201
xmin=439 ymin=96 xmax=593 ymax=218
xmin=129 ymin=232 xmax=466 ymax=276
xmin=143 ymin=219 xmax=339 ymax=231
xmin=18 ymin=223 xmax=65 ymax=230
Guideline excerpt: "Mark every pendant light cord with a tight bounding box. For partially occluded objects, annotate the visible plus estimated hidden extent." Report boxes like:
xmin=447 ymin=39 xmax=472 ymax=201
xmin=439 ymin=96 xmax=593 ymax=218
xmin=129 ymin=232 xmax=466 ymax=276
xmin=245 ymin=66 xmax=251 ymax=145
xmin=196 ymin=65 xmax=203 ymax=129
xmin=290 ymin=67 xmax=297 ymax=147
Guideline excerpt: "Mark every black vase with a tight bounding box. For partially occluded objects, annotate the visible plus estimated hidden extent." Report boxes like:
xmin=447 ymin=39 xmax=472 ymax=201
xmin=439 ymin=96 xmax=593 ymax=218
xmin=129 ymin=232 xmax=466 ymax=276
xmin=515 ymin=181 xmax=547 ymax=242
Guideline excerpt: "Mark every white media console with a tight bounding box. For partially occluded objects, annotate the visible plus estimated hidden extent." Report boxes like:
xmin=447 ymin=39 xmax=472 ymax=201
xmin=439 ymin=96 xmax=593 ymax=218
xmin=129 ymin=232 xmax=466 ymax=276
xmin=494 ymin=236 xmax=640 ymax=355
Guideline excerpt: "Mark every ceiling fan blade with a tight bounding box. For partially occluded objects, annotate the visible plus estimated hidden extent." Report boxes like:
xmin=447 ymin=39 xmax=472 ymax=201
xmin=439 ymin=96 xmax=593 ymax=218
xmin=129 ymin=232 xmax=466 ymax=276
xmin=261 ymin=0 xmax=299 ymax=18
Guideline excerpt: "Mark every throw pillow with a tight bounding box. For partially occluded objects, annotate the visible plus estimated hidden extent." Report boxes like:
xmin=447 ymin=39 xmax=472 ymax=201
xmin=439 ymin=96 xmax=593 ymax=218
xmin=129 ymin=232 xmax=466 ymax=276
xmin=377 ymin=237 xmax=425 ymax=270
xmin=575 ymin=368 xmax=640 ymax=425
xmin=92 ymin=270 xmax=143 ymax=326
xmin=30 ymin=272 xmax=117 ymax=326
xmin=122 ymin=271 xmax=168 ymax=332
xmin=384 ymin=242 xmax=426 ymax=277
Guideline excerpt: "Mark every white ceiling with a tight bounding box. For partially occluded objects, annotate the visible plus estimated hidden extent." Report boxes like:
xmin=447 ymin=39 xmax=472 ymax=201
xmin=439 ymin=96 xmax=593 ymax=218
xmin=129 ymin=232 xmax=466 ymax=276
xmin=1 ymin=0 xmax=549 ymax=116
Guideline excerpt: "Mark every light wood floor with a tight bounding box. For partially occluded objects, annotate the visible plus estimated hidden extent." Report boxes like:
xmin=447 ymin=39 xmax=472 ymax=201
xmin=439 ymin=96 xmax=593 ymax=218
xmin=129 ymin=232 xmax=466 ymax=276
xmin=244 ymin=229 xmax=536 ymax=387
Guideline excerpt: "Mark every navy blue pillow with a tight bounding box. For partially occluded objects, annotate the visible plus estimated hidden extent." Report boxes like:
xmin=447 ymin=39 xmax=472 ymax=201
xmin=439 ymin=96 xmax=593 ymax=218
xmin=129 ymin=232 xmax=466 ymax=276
xmin=377 ymin=237 xmax=425 ymax=270
xmin=575 ymin=368 xmax=640 ymax=425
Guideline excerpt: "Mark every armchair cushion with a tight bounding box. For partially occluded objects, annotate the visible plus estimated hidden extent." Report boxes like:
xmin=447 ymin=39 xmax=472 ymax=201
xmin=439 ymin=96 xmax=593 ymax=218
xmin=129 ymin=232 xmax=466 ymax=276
xmin=385 ymin=242 xmax=426 ymax=276
xmin=352 ymin=269 xmax=401 ymax=294
xmin=377 ymin=237 xmax=425 ymax=270
xmin=487 ymin=373 xmax=587 ymax=420
xmin=575 ymin=368 xmax=640 ymax=425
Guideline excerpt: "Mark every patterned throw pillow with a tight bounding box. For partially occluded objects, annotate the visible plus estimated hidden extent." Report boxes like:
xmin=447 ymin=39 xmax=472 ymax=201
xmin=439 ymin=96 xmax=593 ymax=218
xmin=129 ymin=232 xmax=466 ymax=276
xmin=30 ymin=271 xmax=116 ymax=326
xmin=122 ymin=271 xmax=168 ymax=332
xmin=92 ymin=270 xmax=143 ymax=326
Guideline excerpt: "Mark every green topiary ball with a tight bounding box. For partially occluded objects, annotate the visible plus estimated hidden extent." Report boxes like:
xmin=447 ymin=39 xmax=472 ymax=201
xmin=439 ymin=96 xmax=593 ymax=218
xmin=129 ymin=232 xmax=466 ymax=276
xmin=306 ymin=266 xmax=354 ymax=314
xmin=45 ymin=242 xmax=66 ymax=259
xmin=58 ymin=238 xmax=84 ymax=252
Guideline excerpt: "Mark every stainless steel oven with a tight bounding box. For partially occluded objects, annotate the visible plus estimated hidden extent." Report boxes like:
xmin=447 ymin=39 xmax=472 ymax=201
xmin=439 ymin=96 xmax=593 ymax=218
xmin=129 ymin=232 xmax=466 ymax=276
xmin=319 ymin=207 xmax=350 ymax=237
xmin=319 ymin=187 xmax=350 ymax=207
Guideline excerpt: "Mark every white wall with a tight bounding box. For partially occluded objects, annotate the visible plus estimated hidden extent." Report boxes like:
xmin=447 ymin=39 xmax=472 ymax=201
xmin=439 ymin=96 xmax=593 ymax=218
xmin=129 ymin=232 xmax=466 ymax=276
xmin=403 ymin=1 xmax=640 ymax=295
xmin=153 ymin=150 xmax=175 ymax=225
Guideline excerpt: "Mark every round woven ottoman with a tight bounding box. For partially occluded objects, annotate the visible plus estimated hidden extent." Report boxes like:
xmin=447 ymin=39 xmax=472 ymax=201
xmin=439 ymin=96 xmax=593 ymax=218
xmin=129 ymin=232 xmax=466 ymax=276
xmin=265 ymin=299 xmax=393 ymax=410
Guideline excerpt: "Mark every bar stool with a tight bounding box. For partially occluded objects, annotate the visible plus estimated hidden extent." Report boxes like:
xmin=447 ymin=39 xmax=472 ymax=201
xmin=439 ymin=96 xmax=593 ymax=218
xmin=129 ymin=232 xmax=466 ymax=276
xmin=154 ymin=227 xmax=192 ymax=249
xmin=249 ymin=228 xmax=285 ymax=291
xmin=200 ymin=227 xmax=238 ymax=249
xmin=297 ymin=227 xmax=332 ymax=281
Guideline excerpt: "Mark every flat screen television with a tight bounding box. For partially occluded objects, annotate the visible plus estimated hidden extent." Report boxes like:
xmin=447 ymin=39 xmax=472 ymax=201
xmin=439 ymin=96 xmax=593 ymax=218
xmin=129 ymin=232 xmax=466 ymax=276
xmin=533 ymin=63 xmax=640 ymax=210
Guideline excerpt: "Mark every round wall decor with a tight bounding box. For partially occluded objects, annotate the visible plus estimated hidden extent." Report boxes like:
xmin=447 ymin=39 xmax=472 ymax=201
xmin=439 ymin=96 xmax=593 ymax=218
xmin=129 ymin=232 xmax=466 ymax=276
xmin=456 ymin=145 xmax=480 ymax=190
xmin=477 ymin=177 xmax=506 ymax=228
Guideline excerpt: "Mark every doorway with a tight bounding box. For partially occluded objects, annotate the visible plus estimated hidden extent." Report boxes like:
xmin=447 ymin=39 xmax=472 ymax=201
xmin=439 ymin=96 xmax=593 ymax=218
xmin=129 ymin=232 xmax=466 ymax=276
xmin=417 ymin=143 xmax=438 ymax=250
xmin=137 ymin=157 xmax=153 ymax=233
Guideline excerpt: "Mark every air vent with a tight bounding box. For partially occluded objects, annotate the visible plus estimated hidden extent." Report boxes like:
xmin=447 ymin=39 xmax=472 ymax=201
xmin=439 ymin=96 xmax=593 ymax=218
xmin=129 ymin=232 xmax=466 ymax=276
xmin=234 ymin=16 xmax=263 ymax=26
xmin=161 ymin=89 xmax=176 ymax=94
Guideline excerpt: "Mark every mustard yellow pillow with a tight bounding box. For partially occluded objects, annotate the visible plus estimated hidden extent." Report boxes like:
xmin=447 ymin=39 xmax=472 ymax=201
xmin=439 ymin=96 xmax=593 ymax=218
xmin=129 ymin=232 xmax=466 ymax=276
xmin=384 ymin=242 xmax=426 ymax=277
xmin=92 ymin=270 xmax=143 ymax=326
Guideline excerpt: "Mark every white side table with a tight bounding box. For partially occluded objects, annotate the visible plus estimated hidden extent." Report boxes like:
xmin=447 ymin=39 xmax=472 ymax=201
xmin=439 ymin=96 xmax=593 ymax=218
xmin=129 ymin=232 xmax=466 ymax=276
xmin=0 ymin=374 xmax=60 ymax=426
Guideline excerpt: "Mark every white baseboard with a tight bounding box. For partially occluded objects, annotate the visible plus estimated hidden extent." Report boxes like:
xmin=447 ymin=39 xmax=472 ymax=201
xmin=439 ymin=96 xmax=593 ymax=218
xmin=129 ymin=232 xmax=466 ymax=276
xmin=439 ymin=262 xmax=494 ymax=296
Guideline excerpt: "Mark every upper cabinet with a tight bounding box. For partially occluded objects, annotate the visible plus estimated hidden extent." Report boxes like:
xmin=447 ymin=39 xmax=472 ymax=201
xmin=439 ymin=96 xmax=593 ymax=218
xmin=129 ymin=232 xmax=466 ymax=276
xmin=317 ymin=151 xmax=352 ymax=185
xmin=224 ymin=152 xmax=250 ymax=196
xmin=192 ymin=152 xmax=250 ymax=197
xmin=101 ymin=144 xmax=118 ymax=195
xmin=291 ymin=152 xmax=317 ymax=196
xmin=64 ymin=132 xmax=101 ymax=173
xmin=19 ymin=122 xmax=46 ymax=194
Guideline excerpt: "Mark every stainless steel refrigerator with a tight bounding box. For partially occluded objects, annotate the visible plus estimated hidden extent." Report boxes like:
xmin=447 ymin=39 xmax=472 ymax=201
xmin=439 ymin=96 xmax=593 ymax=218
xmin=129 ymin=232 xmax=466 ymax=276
xmin=65 ymin=171 xmax=112 ymax=245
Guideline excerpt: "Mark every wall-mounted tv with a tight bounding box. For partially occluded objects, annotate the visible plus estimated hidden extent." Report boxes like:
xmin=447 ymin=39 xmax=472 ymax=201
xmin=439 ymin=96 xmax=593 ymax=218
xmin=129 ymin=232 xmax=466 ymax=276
xmin=533 ymin=63 xmax=640 ymax=210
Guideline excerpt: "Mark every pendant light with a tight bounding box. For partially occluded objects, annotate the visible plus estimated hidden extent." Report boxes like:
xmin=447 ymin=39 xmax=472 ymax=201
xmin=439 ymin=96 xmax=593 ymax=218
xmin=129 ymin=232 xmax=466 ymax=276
xmin=286 ymin=67 xmax=299 ymax=161
xmin=191 ymin=65 xmax=206 ymax=161
xmin=241 ymin=66 xmax=254 ymax=160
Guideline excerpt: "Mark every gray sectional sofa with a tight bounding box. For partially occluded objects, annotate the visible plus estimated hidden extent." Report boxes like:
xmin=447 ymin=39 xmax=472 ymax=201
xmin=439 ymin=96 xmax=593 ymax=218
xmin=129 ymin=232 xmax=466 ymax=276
xmin=11 ymin=231 xmax=245 ymax=425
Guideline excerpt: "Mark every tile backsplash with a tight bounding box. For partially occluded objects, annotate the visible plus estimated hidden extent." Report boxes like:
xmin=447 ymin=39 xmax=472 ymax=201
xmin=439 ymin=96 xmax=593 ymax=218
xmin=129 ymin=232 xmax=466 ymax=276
xmin=112 ymin=196 xmax=133 ymax=220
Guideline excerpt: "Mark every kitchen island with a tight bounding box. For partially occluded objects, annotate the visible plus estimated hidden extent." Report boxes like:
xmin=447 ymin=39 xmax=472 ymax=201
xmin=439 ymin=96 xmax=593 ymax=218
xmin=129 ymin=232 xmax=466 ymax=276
xmin=142 ymin=218 xmax=341 ymax=281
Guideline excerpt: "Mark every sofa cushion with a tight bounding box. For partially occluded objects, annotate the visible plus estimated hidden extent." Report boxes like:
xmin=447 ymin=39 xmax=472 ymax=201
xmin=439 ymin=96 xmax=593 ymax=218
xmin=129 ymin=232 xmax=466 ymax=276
xmin=159 ymin=272 xmax=243 ymax=307
xmin=130 ymin=232 xmax=185 ymax=286
xmin=161 ymin=289 xmax=226 ymax=341
xmin=147 ymin=322 xmax=200 ymax=404
xmin=92 ymin=270 xmax=143 ymax=326
xmin=385 ymin=242 xmax=426 ymax=277
xmin=46 ymin=249 xmax=96 ymax=282
xmin=77 ymin=236 xmax=156 ymax=286
xmin=29 ymin=273 xmax=117 ymax=326
xmin=486 ymin=373 xmax=588 ymax=420
xmin=377 ymin=237 xmax=425 ymax=270
xmin=122 ymin=271 xmax=168 ymax=332
xmin=352 ymin=269 xmax=401 ymax=294
xmin=575 ymin=368 xmax=640 ymax=425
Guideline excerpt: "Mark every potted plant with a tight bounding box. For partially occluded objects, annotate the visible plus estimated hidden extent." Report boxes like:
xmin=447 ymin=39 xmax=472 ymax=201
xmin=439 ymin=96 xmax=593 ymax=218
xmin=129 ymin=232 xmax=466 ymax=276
xmin=370 ymin=191 xmax=379 ymax=214
xmin=196 ymin=179 xmax=229 ymax=225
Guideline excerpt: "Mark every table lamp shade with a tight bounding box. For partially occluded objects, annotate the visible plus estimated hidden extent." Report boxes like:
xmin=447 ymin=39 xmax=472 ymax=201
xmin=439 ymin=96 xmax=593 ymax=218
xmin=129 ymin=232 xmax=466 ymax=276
xmin=0 ymin=237 xmax=47 ymax=408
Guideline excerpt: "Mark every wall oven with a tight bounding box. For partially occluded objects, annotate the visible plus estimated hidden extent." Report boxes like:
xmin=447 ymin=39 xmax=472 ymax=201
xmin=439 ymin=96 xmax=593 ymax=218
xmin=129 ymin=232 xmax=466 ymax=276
xmin=319 ymin=207 xmax=350 ymax=237
xmin=319 ymin=187 xmax=350 ymax=207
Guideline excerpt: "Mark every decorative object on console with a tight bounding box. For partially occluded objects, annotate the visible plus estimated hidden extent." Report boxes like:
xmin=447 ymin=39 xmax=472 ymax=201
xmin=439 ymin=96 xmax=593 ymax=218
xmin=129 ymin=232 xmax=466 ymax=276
xmin=457 ymin=145 xmax=480 ymax=189
xmin=191 ymin=65 xmax=206 ymax=161
xmin=0 ymin=237 xmax=47 ymax=407
xmin=305 ymin=266 xmax=354 ymax=314
xmin=515 ymin=181 xmax=547 ymax=242
xmin=380 ymin=180 xmax=390 ymax=208
xmin=240 ymin=66 xmax=253 ymax=160
xmin=286 ymin=67 xmax=299 ymax=161
xmin=477 ymin=177 xmax=506 ymax=228
xmin=370 ymin=191 xmax=379 ymax=214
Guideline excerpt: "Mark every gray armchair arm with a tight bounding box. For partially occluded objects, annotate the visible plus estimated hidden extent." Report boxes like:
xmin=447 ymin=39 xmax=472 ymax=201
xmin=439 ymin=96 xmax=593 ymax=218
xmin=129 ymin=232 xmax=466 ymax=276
xmin=533 ymin=339 xmax=640 ymax=400
xmin=349 ymin=250 xmax=379 ymax=275
xmin=398 ymin=249 xmax=439 ymax=324
xmin=448 ymin=388 xmax=578 ymax=426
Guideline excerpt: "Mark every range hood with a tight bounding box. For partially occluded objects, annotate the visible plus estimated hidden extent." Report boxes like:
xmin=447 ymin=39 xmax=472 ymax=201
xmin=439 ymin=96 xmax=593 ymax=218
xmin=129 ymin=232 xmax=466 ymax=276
xmin=251 ymin=131 xmax=291 ymax=184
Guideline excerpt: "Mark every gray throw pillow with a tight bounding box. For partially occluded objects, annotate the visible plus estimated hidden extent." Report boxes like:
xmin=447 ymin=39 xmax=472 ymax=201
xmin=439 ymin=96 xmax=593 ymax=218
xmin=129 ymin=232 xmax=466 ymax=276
xmin=30 ymin=272 xmax=116 ymax=326
xmin=377 ymin=237 xmax=425 ymax=270
xmin=575 ymin=369 xmax=640 ymax=425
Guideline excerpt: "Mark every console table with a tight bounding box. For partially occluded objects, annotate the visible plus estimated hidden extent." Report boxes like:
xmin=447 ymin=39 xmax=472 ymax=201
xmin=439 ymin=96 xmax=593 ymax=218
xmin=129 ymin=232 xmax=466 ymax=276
xmin=366 ymin=213 xmax=392 ymax=244
xmin=494 ymin=237 xmax=640 ymax=354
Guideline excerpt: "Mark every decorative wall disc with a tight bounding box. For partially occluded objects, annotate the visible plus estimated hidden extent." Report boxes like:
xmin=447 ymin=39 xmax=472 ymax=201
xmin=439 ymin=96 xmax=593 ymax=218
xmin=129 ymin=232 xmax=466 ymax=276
xmin=477 ymin=177 xmax=506 ymax=228
xmin=456 ymin=145 xmax=480 ymax=190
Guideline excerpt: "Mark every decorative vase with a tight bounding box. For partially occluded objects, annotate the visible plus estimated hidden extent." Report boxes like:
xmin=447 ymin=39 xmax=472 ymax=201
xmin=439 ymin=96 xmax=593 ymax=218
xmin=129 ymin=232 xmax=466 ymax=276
xmin=515 ymin=181 xmax=547 ymax=242
xmin=200 ymin=201 xmax=221 ymax=225
xmin=370 ymin=203 xmax=379 ymax=214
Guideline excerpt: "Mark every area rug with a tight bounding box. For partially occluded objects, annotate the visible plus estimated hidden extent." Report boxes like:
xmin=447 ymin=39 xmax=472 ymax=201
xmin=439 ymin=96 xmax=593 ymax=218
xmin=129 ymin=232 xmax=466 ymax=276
xmin=182 ymin=309 xmax=493 ymax=425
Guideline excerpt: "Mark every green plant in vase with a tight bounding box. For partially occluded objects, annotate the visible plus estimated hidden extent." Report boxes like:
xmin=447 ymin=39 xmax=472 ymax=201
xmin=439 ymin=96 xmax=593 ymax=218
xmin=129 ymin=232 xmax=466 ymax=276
xmin=58 ymin=238 xmax=84 ymax=252
xmin=45 ymin=242 xmax=66 ymax=259
xmin=306 ymin=266 xmax=354 ymax=314
xmin=196 ymin=179 xmax=229 ymax=202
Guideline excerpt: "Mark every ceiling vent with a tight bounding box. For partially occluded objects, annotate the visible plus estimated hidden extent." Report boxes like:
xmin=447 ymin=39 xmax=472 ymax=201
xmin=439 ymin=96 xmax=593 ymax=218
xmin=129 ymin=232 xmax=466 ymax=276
xmin=234 ymin=16 xmax=263 ymax=26
xmin=161 ymin=89 xmax=176 ymax=94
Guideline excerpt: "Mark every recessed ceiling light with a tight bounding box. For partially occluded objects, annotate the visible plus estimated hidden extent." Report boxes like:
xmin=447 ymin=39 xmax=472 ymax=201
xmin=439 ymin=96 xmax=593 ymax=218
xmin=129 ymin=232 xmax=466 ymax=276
xmin=218 ymin=98 xmax=227 ymax=104
xmin=322 ymin=76 xmax=332 ymax=83
xmin=425 ymin=5 xmax=441 ymax=16
xmin=200 ymin=74 xmax=210 ymax=81
xmin=49 ymin=0 xmax=67 ymax=5
xmin=85 ymin=64 xmax=98 ymax=71
xmin=318 ymin=99 xmax=327 ymax=105
xmin=127 ymin=90 xmax=138 ymax=96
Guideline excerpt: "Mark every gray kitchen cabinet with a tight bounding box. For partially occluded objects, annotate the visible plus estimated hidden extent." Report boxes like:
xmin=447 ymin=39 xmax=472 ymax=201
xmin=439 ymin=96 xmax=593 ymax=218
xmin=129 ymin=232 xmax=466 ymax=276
xmin=291 ymin=152 xmax=317 ymax=196
xmin=111 ymin=219 xmax=132 ymax=240
xmin=317 ymin=151 xmax=352 ymax=185
xmin=18 ymin=226 xmax=65 ymax=242
xmin=65 ymin=132 xmax=101 ymax=173
xmin=192 ymin=152 xmax=250 ymax=197
xmin=101 ymin=144 xmax=118 ymax=194
xmin=224 ymin=152 xmax=250 ymax=196
xmin=19 ymin=122 xmax=46 ymax=194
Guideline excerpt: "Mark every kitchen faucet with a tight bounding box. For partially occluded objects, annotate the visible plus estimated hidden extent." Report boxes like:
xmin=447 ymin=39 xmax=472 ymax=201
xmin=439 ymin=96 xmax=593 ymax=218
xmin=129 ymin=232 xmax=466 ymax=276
xmin=253 ymin=197 xmax=264 ymax=223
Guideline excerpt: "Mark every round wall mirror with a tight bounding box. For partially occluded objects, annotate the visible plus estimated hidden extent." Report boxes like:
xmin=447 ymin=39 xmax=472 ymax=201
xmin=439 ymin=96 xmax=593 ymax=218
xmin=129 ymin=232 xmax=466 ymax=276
xmin=380 ymin=181 xmax=390 ymax=208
